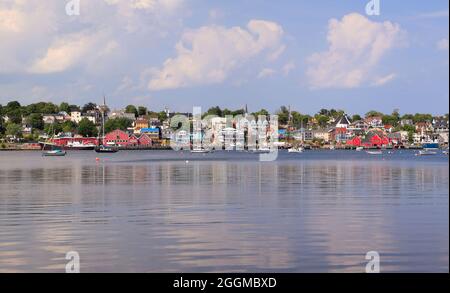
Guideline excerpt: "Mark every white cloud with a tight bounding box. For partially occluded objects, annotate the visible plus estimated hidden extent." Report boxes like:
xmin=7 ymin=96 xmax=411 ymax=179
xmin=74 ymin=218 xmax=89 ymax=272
xmin=372 ymin=73 xmax=397 ymax=86
xmin=148 ymin=20 xmax=285 ymax=90
xmin=257 ymin=68 xmax=276 ymax=79
xmin=28 ymin=31 xmax=119 ymax=74
xmin=437 ymin=38 xmax=449 ymax=51
xmin=306 ymin=13 xmax=403 ymax=89
xmin=0 ymin=9 xmax=24 ymax=33
xmin=0 ymin=0 xmax=184 ymax=75
xmin=282 ymin=61 xmax=296 ymax=76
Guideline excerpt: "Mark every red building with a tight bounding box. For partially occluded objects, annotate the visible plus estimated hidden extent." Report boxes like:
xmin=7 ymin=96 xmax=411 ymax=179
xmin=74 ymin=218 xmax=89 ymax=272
xmin=104 ymin=130 xmax=153 ymax=147
xmin=51 ymin=137 xmax=99 ymax=147
xmin=138 ymin=134 xmax=153 ymax=146
xmin=104 ymin=130 xmax=130 ymax=146
xmin=347 ymin=131 xmax=391 ymax=148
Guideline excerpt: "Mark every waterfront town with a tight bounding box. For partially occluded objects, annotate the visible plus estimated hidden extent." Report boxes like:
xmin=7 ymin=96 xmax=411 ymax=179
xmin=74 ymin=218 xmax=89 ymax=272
xmin=0 ymin=100 xmax=448 ymax=151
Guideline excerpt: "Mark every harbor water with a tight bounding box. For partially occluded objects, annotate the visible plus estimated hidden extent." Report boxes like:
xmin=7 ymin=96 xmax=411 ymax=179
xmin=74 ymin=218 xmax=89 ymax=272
xmin=0 ymin=150 xmax=448 ymax=272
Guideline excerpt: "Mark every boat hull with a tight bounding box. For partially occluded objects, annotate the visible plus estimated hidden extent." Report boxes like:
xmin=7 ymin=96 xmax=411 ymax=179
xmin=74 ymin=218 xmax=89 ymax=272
xmin=94 ymin=146 xmax=119 ymax=153
xmin=422 ymin=143 xmax=439 ymax=150
xmin=42 ymin=151 xmax=67 ymax=157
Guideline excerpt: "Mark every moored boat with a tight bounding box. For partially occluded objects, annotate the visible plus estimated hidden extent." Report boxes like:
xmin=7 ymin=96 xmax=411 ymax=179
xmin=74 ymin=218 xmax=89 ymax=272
xmin=416 ymin=150 xmax=437 ymax=156
xmin=66 ymin=141 xmax=96 ymax=150
xmin=422 ymin=142 xmax=439 ymax=150
xmin=356 ymin=146 xmax=364 ymax=151
xmin=366 ymin=150 xmax=383 ymax=155
xmin=94 ymin=145 xmax=119 ymax=153
xmin=42 ymin=149 xmax=67 ymax=157
xmin=288 ymin=146 xmax=304 ymax=153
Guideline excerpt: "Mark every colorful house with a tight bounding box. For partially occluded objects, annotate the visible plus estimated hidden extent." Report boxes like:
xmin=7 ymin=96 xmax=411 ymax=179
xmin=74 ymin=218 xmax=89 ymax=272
xmin=138 ymin=133 xmax=153 ymax=146
xmin=140 ymin=127 xmax=160 ymax=140
xmin=103 ymin=129 xmax=154 ymax=147
xmin=104 ymin=130 xmax=130 ymax=146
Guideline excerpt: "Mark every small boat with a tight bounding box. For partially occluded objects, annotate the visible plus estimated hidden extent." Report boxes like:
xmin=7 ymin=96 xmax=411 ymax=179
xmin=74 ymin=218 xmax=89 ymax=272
xmin=254 ymin=147 xmax=271 ymax=153
xmin=42 ymin=125 xmax=66 ymax=157
xmin=288 ymin=147 xmax=304 ymax=153
xmin=416 ymin=150 xmax=437 ymax=156
xmin=95 ymin=145 xmax=119 ymax=153
xmin=422 ymin=142 xmax=439 ymax=150
xmin=367 ymin=150 xmax=383 ymax=155
xmin=66 ymin=141 xmax=96 ymax=150
xmin=191 ymin=148 xmax=210 ymax=153
xmin=356 ymin=146 xmax=364 ymax=152
xmin=329 ymin=145 xmax=335 ymax=150
xmin=42 ymin=149 xmax=66 ymax=157
xmin=94 ymin=96 xmax=119 ymax=154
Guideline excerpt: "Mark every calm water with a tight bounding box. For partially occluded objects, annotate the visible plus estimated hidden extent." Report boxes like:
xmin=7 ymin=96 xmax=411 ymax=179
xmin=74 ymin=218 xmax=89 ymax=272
xmin=0 ymin=150 xmax=448 ymax=273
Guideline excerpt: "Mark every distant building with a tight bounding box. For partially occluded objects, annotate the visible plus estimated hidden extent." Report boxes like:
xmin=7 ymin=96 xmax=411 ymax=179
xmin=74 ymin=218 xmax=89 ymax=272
xmin=334 ymin=114 xmax=352 ymax=129
xmin=313 ymin=129 xmax=331 ymax=142
xmin=400 ymin=119 xmax=413 ymax=127
xmin=109 ymin=110 xmax=136 ymax=121
xmin=134 ymin=117 xmax=149 ymax=134
xmin=384 ymin=124 xmax=394 ymax=133
xmin=104 ymin=129 xmax=153 ymax=147
xmin=70 ymin=111 xmax=82 ymax=123
xmin=365 ymin=116 xmax=383 ymax=128
xmin=432 ymin=117 xmax=449 ymax=133
xmin=349 ymin=120 xmax=369 ymax=131
xmin=140 ymin=127 xmax=160 ymax=140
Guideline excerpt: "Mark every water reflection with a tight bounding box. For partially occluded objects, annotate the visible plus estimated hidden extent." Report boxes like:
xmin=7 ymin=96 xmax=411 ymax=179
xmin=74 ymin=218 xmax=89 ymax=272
xmin=0 ymin=151 xmax=448 ymax=272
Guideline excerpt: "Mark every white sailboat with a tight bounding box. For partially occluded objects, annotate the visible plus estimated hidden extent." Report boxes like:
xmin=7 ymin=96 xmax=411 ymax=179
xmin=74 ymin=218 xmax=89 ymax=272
xmin=288 ymin=146 xmax=304 ymax=153
xmin=42 ymin=125 xmax=66 ymax=157
xmin=366 ymin=150 xmax=382 ymax=155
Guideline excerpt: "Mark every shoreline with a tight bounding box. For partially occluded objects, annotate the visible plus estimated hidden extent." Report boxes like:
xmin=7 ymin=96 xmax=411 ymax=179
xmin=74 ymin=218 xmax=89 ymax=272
xmin=0 ymin=145 xmax=432 ymax=151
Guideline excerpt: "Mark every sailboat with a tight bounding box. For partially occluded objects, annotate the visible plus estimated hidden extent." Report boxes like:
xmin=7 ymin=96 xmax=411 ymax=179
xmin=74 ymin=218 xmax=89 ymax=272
xmin=42 ymin=125 xmax=66 ymax=157
xmin=95 ymin=96 xmax=119 ymax=154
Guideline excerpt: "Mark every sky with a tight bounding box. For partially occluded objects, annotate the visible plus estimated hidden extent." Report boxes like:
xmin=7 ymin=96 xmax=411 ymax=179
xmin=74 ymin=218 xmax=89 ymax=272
xmin=0 ymin=0 xmax=448 ymax=115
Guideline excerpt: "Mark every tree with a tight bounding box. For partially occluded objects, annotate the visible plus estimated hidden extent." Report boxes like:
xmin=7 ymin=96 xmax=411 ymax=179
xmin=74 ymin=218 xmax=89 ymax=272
xmin=252 ymin=109 xmax=269 ymax=118
xmin=315 ymin=115 xmax=330 ymax=127
xmin=62 ymin=120 xmax=77 ymax=133
xmin=365 ymin=110 xmax=384 ymax=118
xmin=5 ymin=101 xmax=21 ymax=111
xmin=0 ymin=116 xmax=5 ymax=135
xmin=318 ymin=109 xmax=330 ymax=116
xmin=27 ymin=113 xmax=44 ymax=130
xmin=382 ymin=115 xmax=399 ymax=126
xmin=7 ymin=109 xmax=22 ymax=124
xmin=291 ymin=111 xmax=309 ymax=127
xmin=138 ymin=106 xmax=148 ymax=116
xmin=78 ymin=118 xmax=98 ymax=137
xmin=4 ymin=101 xmax=22 ymax=124
xmin=125 ymin=105 xmax=138 ymax=117
xmin=401 ymin=114 xmax=414 ymax=120
xmin=104 ymin=118 xmax=132 ymax=133
xmin=44 ymin=122 xmax=63 ymax=136
xmin=157 ymin=111 xmax=168 ymax=122
xmin=6 ymin=123 xmax=22 ymax=138
xmin=204 ymin=106 xmax=223 ymax=117
xmin=68 ymin=105 xmax=81 ymax=113
xmin=59 ymin=102 xmax=70 ymax=113
xmin=412 ymin=113 xmax=432 ymax=123
xmin=81 ymin=103 xmax=97 ymax=113
xmin=276 ymin=106 xmax=290 ymax=125
xmin=352 ymin=114 xmax=362 ymax=121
